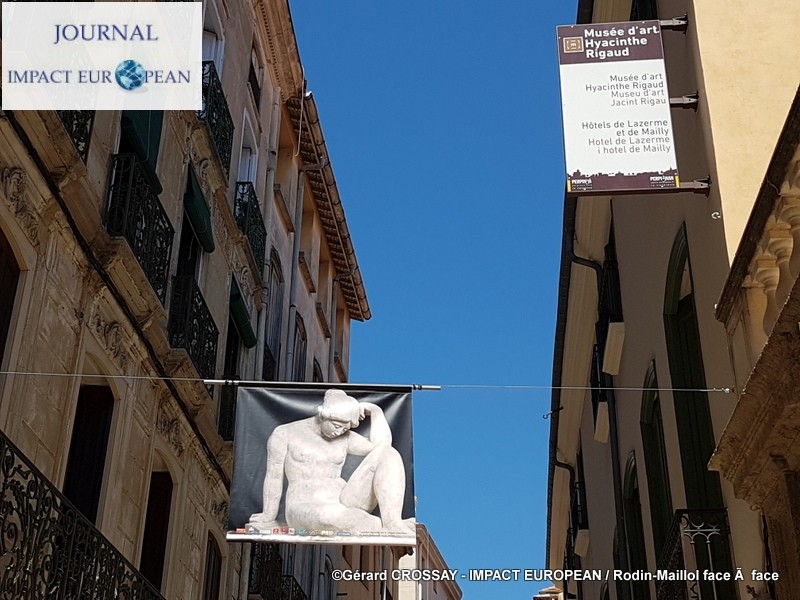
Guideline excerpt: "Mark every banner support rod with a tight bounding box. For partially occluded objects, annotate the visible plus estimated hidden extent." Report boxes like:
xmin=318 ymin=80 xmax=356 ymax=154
xmin=202 ymin=379 xmax=441 ymax=392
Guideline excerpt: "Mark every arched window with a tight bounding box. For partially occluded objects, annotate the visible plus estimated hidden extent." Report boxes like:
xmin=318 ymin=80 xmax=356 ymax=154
xmin=663 ymin=225 xmax=722 ymax=509
xmin=664 ymin=226 xmax=736 ymax=596
xmin=0 ymin=227 xmax=21 ymax=367
xmin=263 ymin=248 xmax=284 ymax=381
xmin=623 ymin=454 xmax=650 ymax=600
xmin=639 ymin=361 xmax=673 ymax=558
xmin=202 ymin=533 xmax=222 ymax=600
xmin=291 ymin=314 xmax=307 ymax=382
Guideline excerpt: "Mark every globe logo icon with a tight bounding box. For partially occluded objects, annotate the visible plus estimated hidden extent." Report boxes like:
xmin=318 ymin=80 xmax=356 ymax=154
xmin=115 ymin=60 xmax=145 ymax=91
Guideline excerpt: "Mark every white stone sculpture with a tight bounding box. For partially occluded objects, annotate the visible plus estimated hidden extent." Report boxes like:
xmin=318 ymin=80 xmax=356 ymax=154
xmin=248 ymin=389 xmax=414 ymax=534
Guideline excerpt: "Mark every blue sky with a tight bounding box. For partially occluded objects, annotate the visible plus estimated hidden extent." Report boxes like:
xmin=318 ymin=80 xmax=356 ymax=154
xmin=289 ymin=2 xmax=578 ymax=597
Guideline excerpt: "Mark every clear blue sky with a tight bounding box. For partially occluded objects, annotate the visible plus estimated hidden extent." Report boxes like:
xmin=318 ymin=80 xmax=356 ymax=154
xmin=289 ymin=2 xmax=578 ymax=598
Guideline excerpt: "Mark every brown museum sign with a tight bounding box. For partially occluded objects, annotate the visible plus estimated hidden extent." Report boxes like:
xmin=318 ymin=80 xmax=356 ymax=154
xmin=556 ymin=21 xmax=679 ymax=193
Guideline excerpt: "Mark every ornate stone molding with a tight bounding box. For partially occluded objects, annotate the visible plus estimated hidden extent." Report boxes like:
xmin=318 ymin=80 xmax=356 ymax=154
xmin=210 ymin=499 xmax=229 ymax=531
xmin=90 ymin=314 xmax=129 ymax=366
xmin=157 ymin=396 xmax=186 ymax=458
xmin=0 ymin=167 xmax=38 ymax=246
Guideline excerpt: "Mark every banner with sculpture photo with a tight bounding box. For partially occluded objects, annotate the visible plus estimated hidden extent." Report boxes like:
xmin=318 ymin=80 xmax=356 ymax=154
xmin=557 ymin=20 xmax=679 ymax=193
xmin=227 ymin=386 xmax=416 ymax=546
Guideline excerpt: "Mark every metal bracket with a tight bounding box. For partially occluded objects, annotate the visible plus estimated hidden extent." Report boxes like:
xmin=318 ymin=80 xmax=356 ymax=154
xmin=680 ymin=176 xmax=712 ymax=194
xmin=660 ymin=15 xmax=689 ymax=30
xmin=670 ymin=92 xmax=699 ymax=109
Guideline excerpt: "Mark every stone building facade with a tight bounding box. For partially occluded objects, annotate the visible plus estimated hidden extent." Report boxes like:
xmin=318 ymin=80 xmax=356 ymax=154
xmin=0 ymin=0 xmax=374 ymax=598
xmin=546 ymin=1 xmax=800 ymax=599
xmin=711 ymin=88 xmax=800 ymax=599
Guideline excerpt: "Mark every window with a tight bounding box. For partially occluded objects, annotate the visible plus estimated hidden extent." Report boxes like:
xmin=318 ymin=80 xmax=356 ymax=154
xmin=176 ymin=210 xmax=202 ymax=280
xmin=663 ymin=226 xmax=723 ymax=509
xmin=664 ymin=226 xmax=736 ymax=597
xmin=63 ymin=385 xmax=114 ymax=525
xmin=140 ymin=470 xmax=174 ymax=591
xmin=630 ymin=0 xmax=658 ymax=20
xmin=248 ymin=47 xmax=262 ymax=109
xmin=291 ymin=314 xmax=307 ymax=382
xmin=0 ymin=227 xmax=20 ymax=367
xmin=623 ymin=454 xmax=650 ymax=600
xmin=263 ymin=249 xmax=284 ymax=380
xmin=202 ymin=533 xmax=222 ymax=600
xmin=640 ymin=361 xmax=672 ymax=558
xmin=202 ymin=2 xmax=224 ymax=75
xmin=312 ymin=359 xmax=323 ymax=383
xmin=218 ymin=315 xmax=240 ymax=440
xmin=237 ymin=115 xmax=258 ymax=184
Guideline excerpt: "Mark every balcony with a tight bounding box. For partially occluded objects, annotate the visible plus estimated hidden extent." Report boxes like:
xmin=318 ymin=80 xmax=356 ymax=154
xmin=656 ymin=509 xmax=736 ymax=600
xmin=168 ymin=275 xmax=219 ymax=381
xmin=234 ymin=182 xmax=267 ymax=274
xmin=0 ymin=429 xmax=165 ymax=599
xmin=198 ymin=61 xmax=234 ymax=176
xmin=105 ymin=153 xmax=174 ymax=304
xmin=57 ymin=110 xmax=94 ymax=163
xmin=249 ymin=543 xmax=281 ymax=598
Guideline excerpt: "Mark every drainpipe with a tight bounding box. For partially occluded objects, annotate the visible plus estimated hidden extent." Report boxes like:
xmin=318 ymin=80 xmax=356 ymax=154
xmin=552 ymin=196 xmax=628 ymax=583
xmin=567 ymin=229 xmax=629 ymax=579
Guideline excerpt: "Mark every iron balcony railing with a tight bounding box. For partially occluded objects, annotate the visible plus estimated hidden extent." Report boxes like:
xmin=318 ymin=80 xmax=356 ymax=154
xmin=249 ymin=543 xmax=284 ymax=599
xmin=656 ymin=509 xmax=736 ymax=600
xmin=249 ymin=544 xmax=309 ymax=600
xmin=234 ymin=182 xmax=267 ymax=274
xmin=281 ymin=574 xmax=308 ymax=600
xmin=57 ymin=110 xmax=94 ymax=163
xmin=198 ymin=61 xmax=234 ymax=176
xmin=106 ymin=153 xmax=174 ymax=304
xmin=0 ymin=429 xmax=165 ymax=600
xmin=168 ymin=274 xmax=219 ymax=381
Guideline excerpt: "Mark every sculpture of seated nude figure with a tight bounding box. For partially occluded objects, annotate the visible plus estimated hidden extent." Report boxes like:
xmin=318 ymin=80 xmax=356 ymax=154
xmin=248 ymin=389 xmax=415 ymax=535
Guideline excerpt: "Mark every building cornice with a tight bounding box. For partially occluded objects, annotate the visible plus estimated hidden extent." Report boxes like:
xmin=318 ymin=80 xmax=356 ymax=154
xmin=286 ymin=94 xmax=371 ymax=321
xmin=716 ymin=86 xmax=800 ymax=325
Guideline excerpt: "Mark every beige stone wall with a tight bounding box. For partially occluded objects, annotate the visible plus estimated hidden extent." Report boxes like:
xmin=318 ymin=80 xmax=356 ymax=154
xmin=0 ymin=3 xmax=366 ymax=600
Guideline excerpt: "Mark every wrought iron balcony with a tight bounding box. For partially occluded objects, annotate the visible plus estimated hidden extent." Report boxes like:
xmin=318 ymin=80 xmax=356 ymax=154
xmin=656 ymin=509 xmax=735 ymax=600
xmin=57 ymin=110 xmax=94 ymax=163
xmin=282 ymin=574 xmax=308 ymax=600
xmin=0 ymin=429 xmax=165 ymax=599
xmin=168 ymin=275 xmax=219 ymax=381
xmin=198 ymin=61 xmax=234 ymax=176
xmin=249 ymin=544 xmax=308 ymax=600
xmin=249 ymin=543 xmax=283 ymax=599
xmin=106 ymin=153 xmax=174 ymax=304
xmin=234 ymin=182 xmax=267 ymax=274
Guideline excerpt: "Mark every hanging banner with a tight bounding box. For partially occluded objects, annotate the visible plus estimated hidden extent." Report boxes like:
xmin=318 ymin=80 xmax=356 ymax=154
xmin=227 ymin=386 xmax=416 ymax=546
xmin=557 ymin=20 xmax=679 ymax=193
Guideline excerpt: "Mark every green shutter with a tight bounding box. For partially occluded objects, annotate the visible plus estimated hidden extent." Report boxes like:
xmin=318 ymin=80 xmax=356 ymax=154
xmin=184 ymin=167 xmax=215 ymax=253
xmin=230 ymin=279 xmax=256 ymax=348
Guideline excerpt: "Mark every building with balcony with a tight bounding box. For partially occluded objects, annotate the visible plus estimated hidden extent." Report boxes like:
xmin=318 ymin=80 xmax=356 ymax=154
xmin=0 ymin=0 xmax=374 ymax=598
xmin=546 ymin=1 xmax=800 ymax=600
xmin=710 ymin=89 xmax=800 ymax=599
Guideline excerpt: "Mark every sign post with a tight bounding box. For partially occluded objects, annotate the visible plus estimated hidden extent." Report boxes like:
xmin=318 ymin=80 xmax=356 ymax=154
xmin=557 ymin=21 xmax=679 ymax=193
